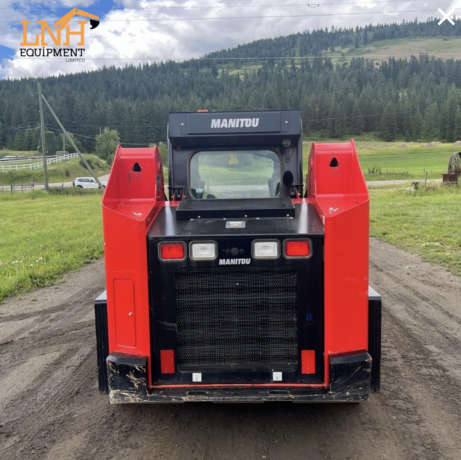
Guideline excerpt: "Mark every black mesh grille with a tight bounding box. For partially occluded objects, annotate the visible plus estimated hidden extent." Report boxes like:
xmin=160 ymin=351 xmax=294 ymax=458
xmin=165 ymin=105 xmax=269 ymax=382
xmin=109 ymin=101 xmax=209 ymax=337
xmin=175 ymin=265 xmax=298 ymax=372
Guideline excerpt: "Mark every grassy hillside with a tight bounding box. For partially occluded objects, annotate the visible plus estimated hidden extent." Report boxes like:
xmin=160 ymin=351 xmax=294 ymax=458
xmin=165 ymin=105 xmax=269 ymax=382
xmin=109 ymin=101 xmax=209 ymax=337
xmin=301 ymin=140 xmax=458 ymax=181
xmin=336 ymin=37 xmax=461 ymax=64
xmin=225 ymin=36 xmax=461 ymax=75
xmin=0 ymin=155 xmax=110 ymax=185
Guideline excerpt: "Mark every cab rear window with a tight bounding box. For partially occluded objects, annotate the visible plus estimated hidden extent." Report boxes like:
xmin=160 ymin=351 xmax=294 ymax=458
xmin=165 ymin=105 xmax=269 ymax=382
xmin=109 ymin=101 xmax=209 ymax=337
xmin=189 ymin=150 xmax=280 ymax=199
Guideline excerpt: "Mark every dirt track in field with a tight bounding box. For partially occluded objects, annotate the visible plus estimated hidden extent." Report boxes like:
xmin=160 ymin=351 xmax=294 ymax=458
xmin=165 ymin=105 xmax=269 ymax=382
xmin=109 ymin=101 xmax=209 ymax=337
xmin=1 ymin=238 xmax=460 ymax=460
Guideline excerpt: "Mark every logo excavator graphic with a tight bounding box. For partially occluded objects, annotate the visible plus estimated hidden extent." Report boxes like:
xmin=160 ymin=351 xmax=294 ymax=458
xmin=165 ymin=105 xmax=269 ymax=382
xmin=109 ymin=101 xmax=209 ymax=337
xmin=55 ymin=8 xmax=100 ymax=31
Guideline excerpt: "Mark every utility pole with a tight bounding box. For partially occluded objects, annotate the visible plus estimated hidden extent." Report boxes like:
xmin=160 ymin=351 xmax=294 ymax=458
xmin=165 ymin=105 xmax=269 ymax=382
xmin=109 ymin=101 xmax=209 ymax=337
xmin=37 ymin=82 xmax=49 ymax=191
xmin=63 ymin=133 xmax=65 ymax=153
xmin=41 ymin=94 xmax=104 ymax=188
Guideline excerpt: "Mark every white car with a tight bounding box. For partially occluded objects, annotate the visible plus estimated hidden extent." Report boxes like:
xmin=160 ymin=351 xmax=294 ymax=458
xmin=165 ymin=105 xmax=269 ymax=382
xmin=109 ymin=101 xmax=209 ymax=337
xmin=73 ymin=177 xmax=107 ymax=189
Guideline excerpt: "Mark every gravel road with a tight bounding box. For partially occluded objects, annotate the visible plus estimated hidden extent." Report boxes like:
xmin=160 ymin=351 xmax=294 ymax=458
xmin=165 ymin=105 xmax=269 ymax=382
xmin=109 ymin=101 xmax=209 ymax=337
xmin=0 ymin=175 xmax=111 ymax=192
xmin=1 ymin=238 xmax=460 ymax=460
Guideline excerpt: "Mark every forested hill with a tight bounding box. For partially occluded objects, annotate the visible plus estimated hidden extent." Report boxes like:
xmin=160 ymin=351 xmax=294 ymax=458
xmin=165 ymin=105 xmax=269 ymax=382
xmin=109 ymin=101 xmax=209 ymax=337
xmin=1 ymin=18 xmax=461 ymax=153
xmin=206 ymin=18 xmax=461 ymax=58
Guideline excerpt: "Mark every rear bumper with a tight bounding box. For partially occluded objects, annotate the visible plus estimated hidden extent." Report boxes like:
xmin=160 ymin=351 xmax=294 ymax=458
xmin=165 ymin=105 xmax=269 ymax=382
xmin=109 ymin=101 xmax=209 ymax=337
xmin=95 ymin=289 xmax=381 ymax=403
xmin=106 ymin=351 xmax=372 ymax=403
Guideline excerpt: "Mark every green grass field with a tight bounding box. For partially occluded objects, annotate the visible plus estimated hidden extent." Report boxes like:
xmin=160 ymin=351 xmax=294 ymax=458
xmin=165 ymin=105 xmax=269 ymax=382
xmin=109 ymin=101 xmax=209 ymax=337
xmin=2 ymin=184 xmax=459 ymax=302
xmin=330 ymin=37 xmax=461 ymax=65
xmin=223 ymin=37 xmax=461 ymax=74
xmin=0 ymin=191 xmax=104 ymax=302
xmin=370 ymin=185 xmax=461 ymax=276
xmin=302 ymin=140 xmax=458 ymax=181
xmin=0 ymin=154 xmax=110 ymax=185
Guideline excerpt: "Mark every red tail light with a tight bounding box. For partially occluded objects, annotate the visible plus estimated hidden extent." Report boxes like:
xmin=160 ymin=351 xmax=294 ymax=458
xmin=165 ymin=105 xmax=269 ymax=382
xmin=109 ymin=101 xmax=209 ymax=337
xmin=160 ymin=350 xmax=175 ymax=374
xmin=285 ymin=240 xmax=310 ymax=258
xmin=301 ymin=350 xmax=316 ymax=374
xmin=160 ymin=243 xmax=185 ymax=260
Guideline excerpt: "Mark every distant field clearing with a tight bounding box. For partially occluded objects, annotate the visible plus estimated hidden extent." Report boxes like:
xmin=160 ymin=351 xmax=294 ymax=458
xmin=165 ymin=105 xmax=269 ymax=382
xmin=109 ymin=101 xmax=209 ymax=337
xmin=303 ymin=140 xmax=458 ymax=181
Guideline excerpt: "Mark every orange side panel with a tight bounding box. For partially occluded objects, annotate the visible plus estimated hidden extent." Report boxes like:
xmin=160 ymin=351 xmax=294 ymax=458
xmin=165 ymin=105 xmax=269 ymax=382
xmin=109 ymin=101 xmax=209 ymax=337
xmin=102 ymin=145 xmax=165 ymax=387
xmin=113 ymin=279 xmax=136 ymax=348
xmin=307 ymin=140 xmax=369 ymax=386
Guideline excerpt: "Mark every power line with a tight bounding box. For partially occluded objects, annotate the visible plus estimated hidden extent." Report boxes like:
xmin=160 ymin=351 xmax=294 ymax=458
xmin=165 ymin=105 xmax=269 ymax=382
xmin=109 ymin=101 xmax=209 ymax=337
xmin=0 ymin=8 xmax=456 ymax=22
xmin=16 ymin=52 xmax=461 ymax=61
xmin=45 ymin=125 xmax=166 ymax=139
xmin=2 ymin=125 xmax=40 ymax=131
xmin=54 ymin=100 xmax=460 ymax=131
xmin=0 ymin=0 xmax=446 ymax=10
xmin=45 ymin=126 xmax=97 ymax=140
xmin=41 ymin=103 xmax=460 ymax=142
xmin=47 ymin=122 xmax=161 ymax=129
xmin=0 ymin=96 xmax=36 ymax=110
xmin=309 ymin=103 xmax=460 ymax=122
xmin=84 ymin=9 xmax=461 ymax=21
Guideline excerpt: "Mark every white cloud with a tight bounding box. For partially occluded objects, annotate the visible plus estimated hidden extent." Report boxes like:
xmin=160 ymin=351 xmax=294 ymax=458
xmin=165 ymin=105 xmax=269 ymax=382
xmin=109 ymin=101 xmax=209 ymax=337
xmin=59 ymin=0 xmax=97 ymax=6
xmin=0 ymin=1 xmax=451 ymax=79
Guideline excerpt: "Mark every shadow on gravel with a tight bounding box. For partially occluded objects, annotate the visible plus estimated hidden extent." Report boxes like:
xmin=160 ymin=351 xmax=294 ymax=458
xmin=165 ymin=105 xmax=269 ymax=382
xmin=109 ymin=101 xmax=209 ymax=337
xmin=94 ymin=402 xmax=367 ymax=459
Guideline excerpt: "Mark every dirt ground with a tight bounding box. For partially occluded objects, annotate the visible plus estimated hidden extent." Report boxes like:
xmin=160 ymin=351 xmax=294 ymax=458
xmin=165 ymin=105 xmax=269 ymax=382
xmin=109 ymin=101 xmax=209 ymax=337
xmin=0 ymin=238 xmax=460 ymax=460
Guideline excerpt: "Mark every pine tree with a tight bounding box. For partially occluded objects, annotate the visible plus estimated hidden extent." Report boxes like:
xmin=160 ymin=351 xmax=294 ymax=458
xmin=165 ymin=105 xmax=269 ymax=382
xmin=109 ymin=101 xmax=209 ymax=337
xmin=351 ymin=100 xmax=364 ymax=135
xmin=248 ymin=90 xmax=263 ymax=110
xmin=411 ymin=111 xmax=424 ymax=140
xmin=334 ymin=104 xmax=346 ymax=139
xmin=262 ymin=85 xmax=280 ymax=110
xmin=381 ymin=102 xmax=398 ymax=141
xmin=423 ymin=102 xmax=439 ymax=141
xmin=95 ymin=128 xmax=120 ymax=162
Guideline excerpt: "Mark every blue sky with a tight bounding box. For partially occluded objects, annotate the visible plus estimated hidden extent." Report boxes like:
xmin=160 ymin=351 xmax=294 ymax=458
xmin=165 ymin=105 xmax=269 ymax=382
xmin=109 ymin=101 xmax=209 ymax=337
xmin=0 ymin=1 xmax=458 ymax=79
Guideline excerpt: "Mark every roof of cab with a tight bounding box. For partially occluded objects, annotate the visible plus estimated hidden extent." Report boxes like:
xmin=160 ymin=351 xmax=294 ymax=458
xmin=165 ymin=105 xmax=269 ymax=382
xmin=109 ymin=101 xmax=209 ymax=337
xmin=168 ymin=110 xmax=301 ymax=147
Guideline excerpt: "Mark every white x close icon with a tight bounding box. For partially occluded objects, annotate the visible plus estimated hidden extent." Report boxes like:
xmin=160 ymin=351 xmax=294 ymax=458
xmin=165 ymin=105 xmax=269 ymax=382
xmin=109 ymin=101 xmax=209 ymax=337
xmin=438 ymin=8 xmax=455 ymax=25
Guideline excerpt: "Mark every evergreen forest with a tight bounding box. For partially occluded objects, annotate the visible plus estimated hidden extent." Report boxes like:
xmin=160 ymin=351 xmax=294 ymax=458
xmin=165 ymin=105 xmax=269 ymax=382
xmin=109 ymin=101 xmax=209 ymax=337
xmin=1 ymin=18 xmax=461 ymax=152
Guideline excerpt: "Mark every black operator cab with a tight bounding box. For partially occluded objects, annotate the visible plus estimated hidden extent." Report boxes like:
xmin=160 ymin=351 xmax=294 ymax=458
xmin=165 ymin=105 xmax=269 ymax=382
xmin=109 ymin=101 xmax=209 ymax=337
xmin=147 ymin=110 xmax=326 ymax=388
xmin=167 ymin=110 xmax=304 ymax=218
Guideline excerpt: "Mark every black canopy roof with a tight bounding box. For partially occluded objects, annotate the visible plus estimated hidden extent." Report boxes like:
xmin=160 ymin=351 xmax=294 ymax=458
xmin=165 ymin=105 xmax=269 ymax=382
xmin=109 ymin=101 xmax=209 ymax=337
xmin=168 ymin=110 xmax=301 ymax=147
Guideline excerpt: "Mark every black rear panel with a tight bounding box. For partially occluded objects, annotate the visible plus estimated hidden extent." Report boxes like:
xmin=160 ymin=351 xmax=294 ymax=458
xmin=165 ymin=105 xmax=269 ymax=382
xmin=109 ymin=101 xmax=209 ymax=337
xmin=176 ymin=197 xmax=295 ymax=220
xmin=148 ymin=203 xmax=325 ymax=386
xmin=176 ymin=265 xmax=298 ymax=372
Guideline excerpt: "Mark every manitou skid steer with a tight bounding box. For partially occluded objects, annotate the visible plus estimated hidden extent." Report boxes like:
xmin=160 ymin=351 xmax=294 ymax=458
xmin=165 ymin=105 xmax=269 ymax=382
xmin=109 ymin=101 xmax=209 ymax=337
xmin=95 ymin=110 xmax=382 ymax=403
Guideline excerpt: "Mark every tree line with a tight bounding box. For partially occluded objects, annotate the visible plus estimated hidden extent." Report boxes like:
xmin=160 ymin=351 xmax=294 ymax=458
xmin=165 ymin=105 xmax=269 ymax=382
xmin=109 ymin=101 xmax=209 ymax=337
xmin=0 ymin=18 xmax=461 ymax=152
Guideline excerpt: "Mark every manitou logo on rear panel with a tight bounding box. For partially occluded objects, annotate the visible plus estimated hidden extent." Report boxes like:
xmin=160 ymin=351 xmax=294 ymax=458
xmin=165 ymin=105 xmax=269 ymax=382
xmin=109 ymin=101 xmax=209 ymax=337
xmin=211 ymin=118 xmax=260 ymax=129
xmin=219 ymin=258 xmax=251 ymax=265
